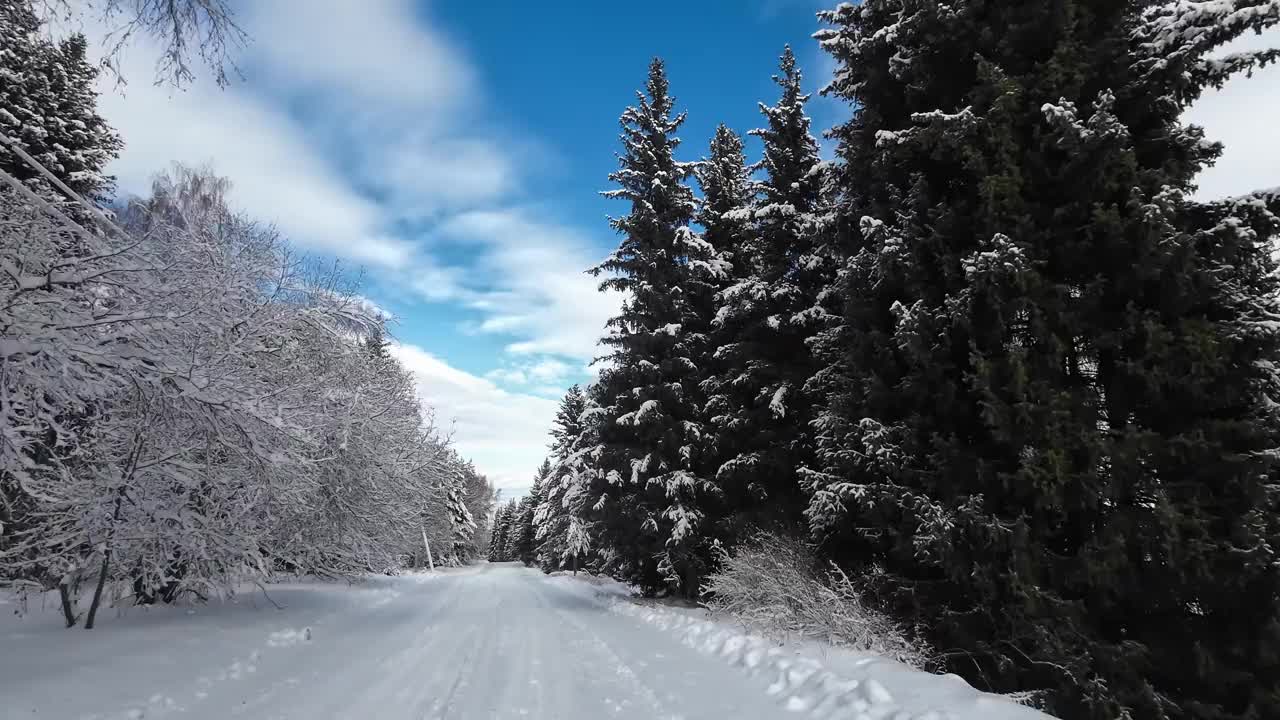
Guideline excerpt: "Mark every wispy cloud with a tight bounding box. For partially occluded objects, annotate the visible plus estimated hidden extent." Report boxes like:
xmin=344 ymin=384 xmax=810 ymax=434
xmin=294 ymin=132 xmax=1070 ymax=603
xmin=89 ymin=0 xmax=611 ymax=490
xmin=239 ymin=0 xmax=474 ymax=111
xmin=391 ymin=343 xmax=556 ymax=495
xmin=436 ymin=208 xmax=621 ymax=360
xmin=96 ymin=56 xmax=413 ymax=266
xmin=485 ymin=356 xmax=574 ymax=388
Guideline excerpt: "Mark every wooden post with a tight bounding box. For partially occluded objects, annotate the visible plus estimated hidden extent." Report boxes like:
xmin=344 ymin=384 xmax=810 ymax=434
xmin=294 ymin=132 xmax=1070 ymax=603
xmin=422 ymin=529 xmax=435 ymax=571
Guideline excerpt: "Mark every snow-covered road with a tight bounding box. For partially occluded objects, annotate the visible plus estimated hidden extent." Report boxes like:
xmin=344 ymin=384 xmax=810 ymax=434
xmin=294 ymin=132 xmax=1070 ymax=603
xmin=2 ymin=563 xmax=794 ymax=719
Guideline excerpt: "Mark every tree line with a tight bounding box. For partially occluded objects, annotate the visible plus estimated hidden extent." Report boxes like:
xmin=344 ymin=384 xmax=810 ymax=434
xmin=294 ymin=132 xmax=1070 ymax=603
xmin=512 ymin=3 xmax=1280 ymax=719
xmin=0 ymin=0 xmax=493 ymax=628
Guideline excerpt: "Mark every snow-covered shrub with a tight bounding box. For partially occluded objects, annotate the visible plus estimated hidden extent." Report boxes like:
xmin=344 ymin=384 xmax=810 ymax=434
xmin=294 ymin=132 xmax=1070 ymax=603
xmin=703 ymin=532 xmax=931 ymax=669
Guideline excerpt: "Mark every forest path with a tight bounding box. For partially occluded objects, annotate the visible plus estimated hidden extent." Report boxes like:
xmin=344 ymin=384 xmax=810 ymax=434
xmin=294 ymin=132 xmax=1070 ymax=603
xmin=1 ymin=563 xmax=782 ymax=720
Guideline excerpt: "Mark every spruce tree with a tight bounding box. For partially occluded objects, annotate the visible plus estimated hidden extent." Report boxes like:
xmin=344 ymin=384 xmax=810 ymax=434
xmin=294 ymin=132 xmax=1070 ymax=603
xmin=695 ymin=125 xmax=754 ymax=539
xmin=695 ymin=125 xmax=753 ymax=255
xmin=0 ymin=1 xmax=121 ymax=204
xmin=808 ymin=2 xmax=1280 ymax=718
xmin=499 ymin=498 xmax=521 ymax=562
xmin=488 ymin=501 xmax=515 ymax=562
xmin=587 ymin=58 xmax=726 ymax=596
xmin=546 ymin=384 xmax=605 ymax=574
xmin=703 ymin=46 xmax=826 ymax=544
xmin=445 ymin=486 xmax=476 ymax=563
xmin=501 ymin=497 xmax=523 ymax=563
xmin=535 ymin=386 xmax=587 ymax=570
xmin=515 ymin=460 xmax=550 ymax=565
xmin=550 ymin=385 xmax=587 ymax=460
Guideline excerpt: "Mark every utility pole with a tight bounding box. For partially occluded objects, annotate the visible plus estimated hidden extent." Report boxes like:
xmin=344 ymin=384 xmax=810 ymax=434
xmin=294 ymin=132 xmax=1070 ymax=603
xmin=422 ymin=528 xmax=435 ymax=571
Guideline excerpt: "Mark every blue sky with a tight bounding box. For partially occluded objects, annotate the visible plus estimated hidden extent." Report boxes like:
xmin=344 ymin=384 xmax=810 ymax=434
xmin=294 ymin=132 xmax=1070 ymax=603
xmin=88 ymin=1 xmax=1278 ymax=497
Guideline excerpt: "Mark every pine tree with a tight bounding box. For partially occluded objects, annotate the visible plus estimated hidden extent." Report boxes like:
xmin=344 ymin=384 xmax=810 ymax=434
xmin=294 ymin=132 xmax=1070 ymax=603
xmin=499 ymin=498 xmax=521 ymax=562
xmin=702 ymin=47 xmax=827 ymax=545
xmin=546 ymin=384 xmax=605 ymax=575
xmin=535 ymin=386 xmax=586 ymax=570
xmin=488 ymin=501 xmax=515 ymax=562
xmin=445 ymin=485 xmax=477 ymax=563
xmin=586 ymin=58 xmax=726 ymax=596
xmin=550 ymin=385 xmax=587 ymax=460
xmin=0 ymin=1 xmax=122 ymax=204
xmin=514 ymin=460 xmax=550 ymax=565
xmin=808 ymin=2 xmax=1280 ymax=718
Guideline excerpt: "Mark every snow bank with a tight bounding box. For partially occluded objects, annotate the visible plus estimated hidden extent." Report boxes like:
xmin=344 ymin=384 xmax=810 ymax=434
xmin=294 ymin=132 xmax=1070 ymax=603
xmin=557 ymin=573 xmax=1055 ymax=720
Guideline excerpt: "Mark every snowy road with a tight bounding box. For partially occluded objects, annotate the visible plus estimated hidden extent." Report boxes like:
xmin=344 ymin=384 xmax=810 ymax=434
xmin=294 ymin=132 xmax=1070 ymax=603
xmin=2 ymin=563 xmax=792 ymax=720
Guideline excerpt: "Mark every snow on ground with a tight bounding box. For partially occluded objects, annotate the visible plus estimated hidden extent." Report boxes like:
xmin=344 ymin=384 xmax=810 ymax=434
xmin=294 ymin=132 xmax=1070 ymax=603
xmin=548 ymin=571 xmax=1055 ymax=720
xmin=1 ymin=564 xmax=1055 ymax=720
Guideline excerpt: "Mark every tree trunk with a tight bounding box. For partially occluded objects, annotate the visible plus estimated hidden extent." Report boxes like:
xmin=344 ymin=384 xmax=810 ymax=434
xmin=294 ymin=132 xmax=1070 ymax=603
xmin=84 ymin=546 xmax=112 ymax=630
xmin=85 ymin=490 xmax=125 ymax=630
xmin=58 ymin=578 xmax=78 ymax=628
xmin=682 ymin=563 xmax=699 ymax=601
xmin=572 ymin=552 xmax=578 ymax=576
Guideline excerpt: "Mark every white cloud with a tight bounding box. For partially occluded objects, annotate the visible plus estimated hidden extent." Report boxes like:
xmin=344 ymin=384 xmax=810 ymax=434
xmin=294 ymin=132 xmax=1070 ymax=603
xmin=439 ymin=208 xmax=622 ymax=361
xmin=483 ymin=356 xmax=575 ymax=390
xmin=87 ymin=0 xmax=617 ymax=486
xmin=351 ymin=294 xmax=395 ymax=322
xmin=391 ymin=343 xmax=555 ymax=496
xmin=93 ymin=0 xmax=616 ymax=365
xmin=528 ymin=357 xmax=572 ymax=383
xmin=485 ymin=367 xmax=528 ymax=385
xmin=93 ymin=0 xmax=520 ymax=267
xmin=242 ymin=0 xmax=518 ymax=220
xmin=88 ymin=13 xmax=421 ymax=267
xmin=239 ymin=0 xmax=473 ymax=110
xmin=530 ymin=384 xmax=569 ymax=398
xmin=97 ymin=55 xmax=412 ymax=266
xmin=364 ymin=135 xmax=516 ymax=220
xmin=1185 ymin=27 xmax=1280 ymax=199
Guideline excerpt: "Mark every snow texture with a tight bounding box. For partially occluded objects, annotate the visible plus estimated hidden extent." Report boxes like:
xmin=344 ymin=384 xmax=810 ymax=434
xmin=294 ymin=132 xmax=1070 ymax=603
xmin=0 ymin=564 xmax=1055 ymax=720
xmin=554 ymin=573 xmax=1056 ymax=720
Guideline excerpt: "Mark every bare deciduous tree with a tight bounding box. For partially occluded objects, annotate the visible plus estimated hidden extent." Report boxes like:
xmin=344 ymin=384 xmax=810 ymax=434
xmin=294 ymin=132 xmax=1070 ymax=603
xmin=42 ymin=0 xmax=247 ymax=86
xmin=2 ymin=142 xmax=486 ymax=626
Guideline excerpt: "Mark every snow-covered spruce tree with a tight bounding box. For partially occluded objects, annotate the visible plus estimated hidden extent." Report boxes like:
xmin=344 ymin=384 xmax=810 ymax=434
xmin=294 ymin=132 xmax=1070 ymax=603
xmin=702 ymin=46 xmax=826 ymax=544
xmin=504 ymin=498 xmax=524 ymax=562
xmin=537 ymin=384 xmax=603 ymax=574
xmin=807 ymin=2 xmax=1280 ymax=718
xmin=491 ymin=498 xmax=520 ymax=562
xmin=456 ymin=462 xmax=496 ymax=563
xmin=695 ymin=124 xmax=754 ymax=255
xmin=0 ymin=1 xmax=121 ymax=204
xmin=506 ymin=496 xmax=530 ymax=564
xmin=513 ymin=460 xmax=549 ymax=566
xmin=534 ymin=385 xmax=586 ymax=569
xmin=587 ymin=58 xmax=726 ymax=596
xmin=445 ymin=483 xmax=478 ymax=564
xmin=487 ymin=503 xmax=513 ymax=562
